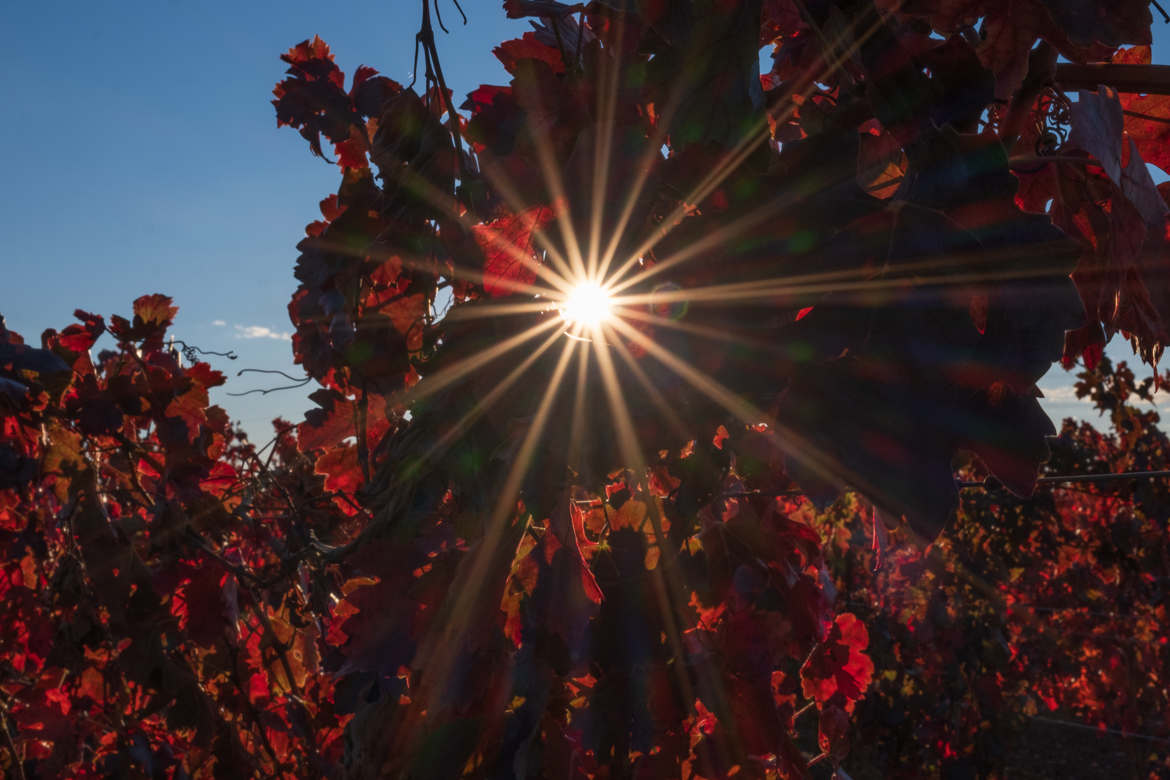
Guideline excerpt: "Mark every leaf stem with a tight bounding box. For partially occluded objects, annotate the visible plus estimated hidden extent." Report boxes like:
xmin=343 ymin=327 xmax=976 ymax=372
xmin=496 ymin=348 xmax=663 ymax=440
xmin=794 ymin=700 xmax=816 ymax=720
xmin=0 ymin=702 xmax=27 ymax=780
xmin=806 ymin=751 xmax=829 ymax=768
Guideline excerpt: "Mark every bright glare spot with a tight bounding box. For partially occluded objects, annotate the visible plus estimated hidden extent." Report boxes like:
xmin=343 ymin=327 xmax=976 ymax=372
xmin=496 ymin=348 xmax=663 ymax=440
xmin=560 ymin=282 xmax=613 ymax=328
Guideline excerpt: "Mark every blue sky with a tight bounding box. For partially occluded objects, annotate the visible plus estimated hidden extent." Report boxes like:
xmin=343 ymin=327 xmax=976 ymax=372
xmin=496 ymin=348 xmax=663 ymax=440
xmin=1 ymin=2 xmax=1166 ymax=436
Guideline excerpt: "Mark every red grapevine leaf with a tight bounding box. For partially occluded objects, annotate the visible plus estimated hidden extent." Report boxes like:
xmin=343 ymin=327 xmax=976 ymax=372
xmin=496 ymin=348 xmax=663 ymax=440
xmin=1069 ymin=85 xmax=1125 ymax=184
xmin=547 ymin=493 xmax=603 ymax=605
xmin=274 ymin=36 xmax=359 ymax=161
xmin=184 ymin=362 xmax=226 ymax=390
xmin=857 ymin=128 xmax=906 ymax=200
xmin=165 ymin=385 xmax=210 ymax=443
xmin=179 ymin=567 xmax=230 ymax=646
xmin=58 ymin=310 xmax=104 ymax=353
xmin=494 ymin=32 xmax=566 ymax=75
xmin=1112 ymin=44 xmax=1151 ymax=65
xmin=282 ymin=35 xmax=335 ymax=69
xmin=462 ymin=84 xmax=512 ymax=113
xmin=133 ymin=294 xmax=178 ymax=330
xmin=42 ymin=421 xmax=83 ymax=502
xmin=306 ymin=193 xmax=348 ymax=237
xmin=0 ymin=490 xmax=23 ymax=530
xmin=381 ymin=293 xmax=426 ymax=353
xmin=249 ymin=671 xmax=270 ymax=704
xmin=334 ymin=128 xmax=369 ymax=170
xmin=299 ymin=388 xmax=359 ymax=453
xmin=314 ymin=444 xmax=363 ymax=494
xmin=800 ymin=613 xmax=874 ymax=713
xmin=107 ymin=294 xmax=178 ymax=344
xmin=471 ymin=204 xmax=557 ymax=297
xmin=299 ymin=389 xmax=391 ymax=453
xmin=350 ymin=67 xmax=401 ymax=118
xmin=501 ymin=532 xmax=542 ymax=646
xmin=881 ymin=0 xmax=1047 ymax=101
xmin=352 ymin=64 xmax=378 ymax=85
xmin=1122 ymin=91 xmax=1170 ymax=173
xmin=1120 ymin=137 xmax=1170 ymax=224
xmin=78 ymin=667 xmax=105 ymax=704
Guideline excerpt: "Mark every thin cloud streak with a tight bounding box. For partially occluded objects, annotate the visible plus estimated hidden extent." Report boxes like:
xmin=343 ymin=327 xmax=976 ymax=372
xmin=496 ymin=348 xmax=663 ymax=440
xmin=234 ymin=324 xmax=292 ymax=341
xmin=1039 ymin=384 xmax=1170 ymax=406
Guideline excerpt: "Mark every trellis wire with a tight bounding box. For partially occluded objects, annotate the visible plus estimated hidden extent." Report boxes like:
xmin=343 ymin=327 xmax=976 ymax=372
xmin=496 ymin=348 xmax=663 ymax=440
xmin=570 ymin=470 xmax=1170 ymax=506
xmin=567 ymin=472 xmax=1170 ymax=749
xmin=957 ymin=469 xmax=1170 ymax=490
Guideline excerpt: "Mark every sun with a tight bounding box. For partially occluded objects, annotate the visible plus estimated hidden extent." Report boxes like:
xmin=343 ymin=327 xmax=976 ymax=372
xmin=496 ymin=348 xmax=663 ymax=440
xmin=560 ymin=281 xmax=614 ymax=329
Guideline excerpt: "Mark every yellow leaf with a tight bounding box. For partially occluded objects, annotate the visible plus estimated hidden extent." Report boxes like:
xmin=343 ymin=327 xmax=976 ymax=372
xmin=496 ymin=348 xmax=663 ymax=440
xmin=613 ymin=499 xmax=647 ymax=531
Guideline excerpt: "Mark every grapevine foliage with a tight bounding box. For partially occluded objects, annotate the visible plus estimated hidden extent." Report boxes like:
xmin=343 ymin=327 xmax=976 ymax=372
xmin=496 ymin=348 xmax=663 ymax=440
xmin=819 ymin=357 xmax=1170 ymax=777
xmin=0 ymin=301 xmax=353 ymax=777
xmin=3 ymin=0 xmax=1170 ymax=777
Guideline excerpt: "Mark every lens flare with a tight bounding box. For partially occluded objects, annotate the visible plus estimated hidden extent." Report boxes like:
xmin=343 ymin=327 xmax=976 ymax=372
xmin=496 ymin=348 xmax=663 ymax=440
xmin=560 ymin=281 xmax=614 ymax=328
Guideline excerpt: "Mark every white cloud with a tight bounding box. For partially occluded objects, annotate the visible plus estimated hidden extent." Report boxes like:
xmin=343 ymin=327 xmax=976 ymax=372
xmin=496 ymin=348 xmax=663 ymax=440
xmin=1037 ymin=385 xmax=1081 ymax=403
xmin=234 ymin=324 xmax=292 ymax=341
xmin=211 ymin=319 xmax=227 ymax=327
xmin=1038 ymin=383 xmax=1170 ymax=406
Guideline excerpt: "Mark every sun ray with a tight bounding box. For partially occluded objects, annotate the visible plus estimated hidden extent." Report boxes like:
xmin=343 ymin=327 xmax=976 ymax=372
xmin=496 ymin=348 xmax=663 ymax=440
xmin=483 ymin=335 xmax=578 ymax=544
xmin=606 ymin=334 xmax=987 ymax=563
xmin=602 ymin=119 xmax=773 ymax=290
xmin=404 ymin=3 xmax=946 ymax=758
xmin=611 ymin=236 xmax=1078 ymax=308
xmin=442 ymin=299 xmax=556 ymax=321
xmin=605 ymin=318 xmax=761 ymax=436
xmin=469 ymin=168 xmax=576 ymax=288
xmin=591 ymin=327 xmax=647 ymax=474
xmin=346 ymin=160 xmax=579 ymax=300
xmin=605 ymin=316 xmax=863 ymax=494
xmin=603 ymin=8 xmax=895 ymax=290
xmin=584 ymin=12 xmax=627 ymax=281
xmin=605 ymin=331 xmax=692 ymax=445
xmin=440 ymin=338 xmax=578 ymax=629
xmin=394 ymin=316 xmax=562 ymax=408
xmin=417 ymin=327 xmax=566 ymax=467
xmin=617 ymin=306 xmax=789 ymax=352
xmin=605 ymin=187 xmax=803 ymax=296
xmin=460 ymin=187 xmax=581 ymax=294
xmin=324 ymin=0 xmax=900 ymax=317
xmin=593 ymin=43 xmax=723 ymax=285
xmin=590 ymin=323 xmax=719 ymax=745
xmin=393 ymin=252 xmax=564 ymax=301
xmin=593 ymin=76 xmax=691 ymax=283
xmin=527 ymin=122 xmax=590 ymax=281
xmin=412 ymin=337 xmax=579 ymax=732
xmin=616 ymin=259 xmax=1077 ymax=308
xmin=464 ymin=112 xmax=638 ymax=302
xmin=372 ymin=0 xmax=901 ymax=321
xmin=567 ymin=335 xmax=593 ymax=474
xmin=606 ymin=313 xmax=1002 ymax=554
xmin=357 ymin=120 xmax=614 ymax=298
xmin=302 ymin=140 xmax=581 ymax=298
xmin=336 ymin=143 xmax=570 ymax=294
xmin=364 ymin=327 xmax=568 ymax=525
